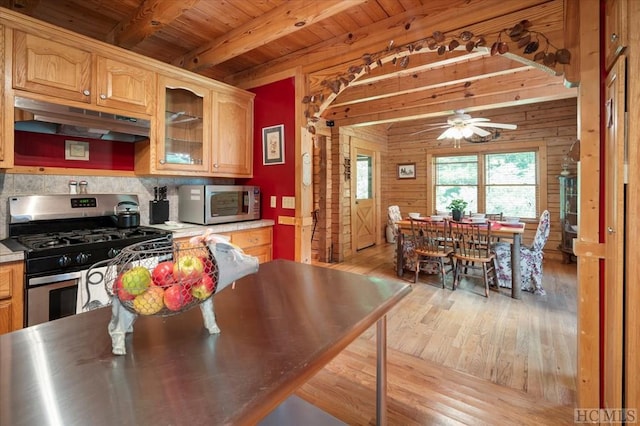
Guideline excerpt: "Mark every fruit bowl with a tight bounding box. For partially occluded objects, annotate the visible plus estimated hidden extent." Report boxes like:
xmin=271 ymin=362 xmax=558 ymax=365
xmin=103 ymin=236 xmax=219 ymax=317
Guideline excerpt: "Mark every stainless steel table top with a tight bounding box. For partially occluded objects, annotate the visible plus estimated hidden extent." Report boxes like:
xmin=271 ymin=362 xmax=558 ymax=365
xmin=0 ymin=259 xmax=411 ymax=426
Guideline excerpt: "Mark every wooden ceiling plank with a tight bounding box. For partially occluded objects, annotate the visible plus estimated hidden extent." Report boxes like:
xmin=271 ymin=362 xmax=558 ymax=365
xmin=229 ymin=0 xmax=561 ymax=88
xmin=335 ymin=83 xmax=577 ymax=127
xmin=325 ymin=71 xmax=572 ymax=121
xmin=331 ymin=56 xmax=533 ymax=106
xmin=108 ymin=0 xmax=199 ymax=49
xmin=2 ymin=0 xmax=39 ymax=15
xmin=175 ymin=0 xmax=368 ymax=72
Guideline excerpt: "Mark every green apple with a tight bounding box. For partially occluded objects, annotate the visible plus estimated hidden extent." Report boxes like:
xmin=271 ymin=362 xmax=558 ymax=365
xmin=173 ymin=255 xmax=204 ymax=282
xmin=121 ymin=266 xmax=152 ymax=295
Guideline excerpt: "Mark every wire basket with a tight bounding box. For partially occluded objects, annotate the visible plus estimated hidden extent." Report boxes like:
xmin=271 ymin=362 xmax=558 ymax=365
xmin=102 ymin=236 xmax=219 ymax=317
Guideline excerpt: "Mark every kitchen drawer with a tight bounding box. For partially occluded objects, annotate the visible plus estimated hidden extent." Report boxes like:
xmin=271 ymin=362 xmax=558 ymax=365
xmin=229 ymin=227 xmax=272 ymax=249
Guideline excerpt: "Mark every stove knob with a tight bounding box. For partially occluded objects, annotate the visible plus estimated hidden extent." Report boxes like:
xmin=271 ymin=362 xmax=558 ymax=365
xmin=58 ymin=255 xmax=72 ymax=268
xmin=108 ymin=248 xmax=121 ymax=258
xmin=76 ymin=252 xmax=90 ymax=265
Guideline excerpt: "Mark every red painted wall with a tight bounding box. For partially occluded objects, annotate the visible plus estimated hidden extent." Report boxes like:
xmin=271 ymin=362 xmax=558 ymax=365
xmin=14 ymin=131 xmax=134 ymax=170
xmin=242 ymin=78 xmax=296 ymax=260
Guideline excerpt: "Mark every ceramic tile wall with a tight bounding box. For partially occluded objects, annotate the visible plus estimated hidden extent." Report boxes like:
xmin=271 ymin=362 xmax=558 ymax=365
xmin=0 ymin=173 xmax=233 ymax=239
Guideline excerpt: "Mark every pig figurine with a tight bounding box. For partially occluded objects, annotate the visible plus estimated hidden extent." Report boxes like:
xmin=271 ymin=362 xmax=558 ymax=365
xmin=108 ymin=231 xmax=259 ymax=355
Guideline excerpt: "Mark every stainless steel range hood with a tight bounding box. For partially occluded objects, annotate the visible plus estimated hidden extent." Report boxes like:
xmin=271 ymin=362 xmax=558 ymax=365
xmin=14 ymin=97 xmax=150 ymax=142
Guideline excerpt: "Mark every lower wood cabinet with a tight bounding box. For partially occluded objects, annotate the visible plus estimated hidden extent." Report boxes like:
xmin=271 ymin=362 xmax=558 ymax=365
xmin=0 ymin=260 xmax=24 ymax=335
xmin=174 ymin=226 xmax=273 ymax=264
xmin=221 ymin=227 xmax=273 ymax=264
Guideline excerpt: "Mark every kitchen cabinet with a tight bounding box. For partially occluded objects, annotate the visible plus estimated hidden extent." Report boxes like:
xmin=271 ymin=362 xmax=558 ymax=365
xmin=605 ymin=0 xmax=627 ymax=71
xmin=221 ymin=227 xmax=272 ymax=263
xmin=0 ymin=24 xmax=12 ymax=169
xmin=211 ymin=89 xmax=254 ymax=177
xmin=174 ymin=226 xmax=272 ymax=264
xmin=0 ymin=261 xmax=24 ymax=335
xmin=13 ymin=31 xmax=155 ymax=115
xmin=558 ymin=175 xmax=578 ymax=263
xmin=136 ymin=75 xmax=211 ymax=175
xmin=94 ymin=56 xmax=155 ymax=115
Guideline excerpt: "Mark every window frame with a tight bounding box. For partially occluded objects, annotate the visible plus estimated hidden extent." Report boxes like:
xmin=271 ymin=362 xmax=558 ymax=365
xmin=426 ymin=141 xmax=548 ymax=221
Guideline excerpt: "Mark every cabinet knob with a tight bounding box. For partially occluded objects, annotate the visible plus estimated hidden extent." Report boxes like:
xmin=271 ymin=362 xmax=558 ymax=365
xmin=607 ymin=226 xmax=615 ymax=234
xmin=611 ymin=33 xmax=619 ymax=43
xmin=213 ymin=163 xmax=219 ymax=168
xmin=82 ymin=89 xmax=90 ymax=96
xmin=100 ymin=94 xmax=107 ymax=100
xmin=159 ymin=159 xmax=166 ymax=165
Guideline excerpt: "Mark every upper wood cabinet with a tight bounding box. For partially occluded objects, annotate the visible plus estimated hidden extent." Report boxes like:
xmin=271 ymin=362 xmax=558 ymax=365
xmin=605 ymin=0 xmax=627 ymax=70
xmin=95 ymin=56 xmax=155 ymax=115
xmin=0 ymin=24 xmax=12 ymax=169
xmin=13 ymin=31 xmax=92 ymax=103
xmin=211 ymin=89 xmax=254 ymax=177
xmin=136 ymin=75 xmax=211 ymax=175
xmin=13 ymin=31 xmax=155 ymax=115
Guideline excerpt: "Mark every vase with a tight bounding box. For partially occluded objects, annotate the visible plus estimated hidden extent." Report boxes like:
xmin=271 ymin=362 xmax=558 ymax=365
xmin=452 ymin=209 xmax=463 ymax=221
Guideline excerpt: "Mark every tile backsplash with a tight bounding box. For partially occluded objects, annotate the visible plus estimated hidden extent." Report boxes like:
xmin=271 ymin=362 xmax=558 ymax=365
xmin=0 ymin=172 xmax=233 ymax=240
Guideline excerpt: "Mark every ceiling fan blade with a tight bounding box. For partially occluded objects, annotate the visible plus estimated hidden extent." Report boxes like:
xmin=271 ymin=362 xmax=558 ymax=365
xmin=410 ymin=125 xmax=448 ymax=136
xmin=465 ymin=117 xmax=491 ymax=123
xmin=466 ymin=125 xmax=491 ymax=137
xmin=473 ymin=122 xmax=517 ymax=130
xmin=437 ymin=127 xmax=457 ymax=140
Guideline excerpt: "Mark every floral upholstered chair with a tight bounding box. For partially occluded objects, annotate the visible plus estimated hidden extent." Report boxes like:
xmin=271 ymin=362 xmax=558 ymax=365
xmin=388 ymin=206 xmax=440 ymax=278
xmin=493 ymin=210 xmax=551 ymax=295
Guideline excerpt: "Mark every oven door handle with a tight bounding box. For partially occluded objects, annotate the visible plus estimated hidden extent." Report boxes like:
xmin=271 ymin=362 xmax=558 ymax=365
xmin=29 ymin=271 xmax=83 ymax=287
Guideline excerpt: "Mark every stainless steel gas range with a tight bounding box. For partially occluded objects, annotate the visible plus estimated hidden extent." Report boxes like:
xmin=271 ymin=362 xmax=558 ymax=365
xmin=2 ymin=194 xmax=172 ymax=327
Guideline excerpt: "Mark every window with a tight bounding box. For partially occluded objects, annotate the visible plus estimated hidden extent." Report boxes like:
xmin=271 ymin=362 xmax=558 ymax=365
xmin=434 ymin=150 xmax=539 ymax=218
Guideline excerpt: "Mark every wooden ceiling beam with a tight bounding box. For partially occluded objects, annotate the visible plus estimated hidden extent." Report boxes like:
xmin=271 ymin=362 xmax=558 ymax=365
xmin=327 ymin=79 xmax=576 ymax=127
xmin=0 ymin=0 xmax=39 ymax=15
xmin=229 ymin=0 xmax=562 ymax=89
xmin=106 ymin=0 xmax=198 ymax=49
xmin=174 ymin=0 xmax=368 ymax=72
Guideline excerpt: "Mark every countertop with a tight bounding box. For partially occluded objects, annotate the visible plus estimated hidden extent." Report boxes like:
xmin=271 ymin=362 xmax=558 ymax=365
xmin=149 ymin=218 xmax=275 ymax=240
xmin=0 ymin=219 xmax=275 ymax=264
xmin=0 ymin=259 xmax=411 ymax=425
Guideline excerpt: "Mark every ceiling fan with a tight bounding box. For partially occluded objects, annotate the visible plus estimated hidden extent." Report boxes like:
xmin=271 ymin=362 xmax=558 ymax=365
xmin=412 ymin=110 xmax=517 ymax=144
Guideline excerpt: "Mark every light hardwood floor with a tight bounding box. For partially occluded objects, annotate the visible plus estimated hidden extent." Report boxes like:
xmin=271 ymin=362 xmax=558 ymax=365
xmin=298 ymin=242 xmax=577 ymax=425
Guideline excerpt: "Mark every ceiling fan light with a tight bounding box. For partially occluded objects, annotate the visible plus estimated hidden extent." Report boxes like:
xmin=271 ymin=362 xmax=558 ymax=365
xmin=461 ymin=126 xmax=473 ymax=138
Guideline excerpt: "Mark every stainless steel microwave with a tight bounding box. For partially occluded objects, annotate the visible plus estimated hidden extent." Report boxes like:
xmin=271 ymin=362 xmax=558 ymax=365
xmin=178 ymin=185 xmax=261 ymax=225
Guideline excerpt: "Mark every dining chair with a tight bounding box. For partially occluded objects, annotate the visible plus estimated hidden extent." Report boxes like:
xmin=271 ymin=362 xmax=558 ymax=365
xmin=409 ymin=218 xmax=454 ymax=288
xmin=493 ymin=210 xmax=551 ymax=295
xmin=450 ymin=221 xmax=497 ymax=297
xmin=485 ymin=212 xmax=504 ymax=221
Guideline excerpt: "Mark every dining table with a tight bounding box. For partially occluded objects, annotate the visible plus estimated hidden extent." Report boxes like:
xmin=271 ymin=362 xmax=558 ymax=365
xmin=395 ymin=217 xmax=526 ymax=299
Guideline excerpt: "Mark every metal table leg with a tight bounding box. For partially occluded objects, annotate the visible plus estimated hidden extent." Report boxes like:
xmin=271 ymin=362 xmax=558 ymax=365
xmin=376 ymin=316 xmax=387 ymax=426
xmin=396 ymin=233 xmax=403 ymax=277
xmin=511 ymin=233 xmax=522 ymax=299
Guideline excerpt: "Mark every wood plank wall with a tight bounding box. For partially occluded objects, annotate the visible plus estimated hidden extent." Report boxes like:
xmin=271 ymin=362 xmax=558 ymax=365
xmin=384 ymin=98 xmax=578 ymax=261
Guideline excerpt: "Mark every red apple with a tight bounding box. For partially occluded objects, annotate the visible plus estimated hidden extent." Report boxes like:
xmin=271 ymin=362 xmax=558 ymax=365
xmin=152 ymin=261 xmax=175 ymax=287
xmin=114 ymin=273 xmax=135 ymax=301
xmin=173 ymin=255 xmax=204 ymax=282
xmin=164 ymin=284 xmax=194 ymax=311
xmin=199 ymin=255 xmax=214 ymax=275
xmin=190 ymin=273 xmax=216 ymax=300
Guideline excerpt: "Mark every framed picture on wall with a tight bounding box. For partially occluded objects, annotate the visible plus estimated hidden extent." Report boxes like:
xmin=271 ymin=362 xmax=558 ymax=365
xmin=397 ymin=163 xmax=416 ymax=179
xmin=262 ymin=124 xmax=285 ymax=165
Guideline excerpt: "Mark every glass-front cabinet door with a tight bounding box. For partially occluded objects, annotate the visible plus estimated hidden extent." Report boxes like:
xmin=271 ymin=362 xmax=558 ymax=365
xmin=156 ymin=76 xmax=211 ymax=173
xmin=558 ymin=175 xmax=578 ymax=263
